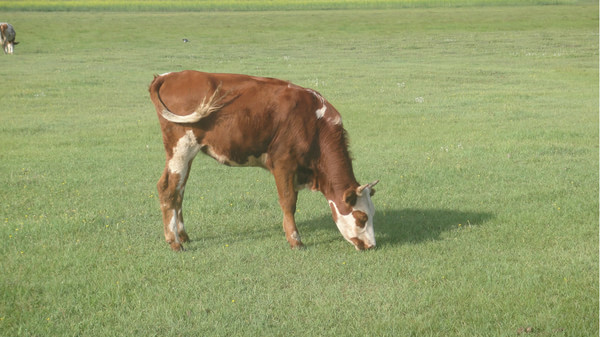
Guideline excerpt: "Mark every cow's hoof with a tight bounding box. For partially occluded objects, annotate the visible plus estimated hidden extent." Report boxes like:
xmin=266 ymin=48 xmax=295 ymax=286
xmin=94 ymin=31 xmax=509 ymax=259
xmin=179 ymin=231 xmax=190 ymax=243
xmin=170 ymin=242 xmax=184 ymax=251
xmin=290 ymin=242 xmax=305 ymax=250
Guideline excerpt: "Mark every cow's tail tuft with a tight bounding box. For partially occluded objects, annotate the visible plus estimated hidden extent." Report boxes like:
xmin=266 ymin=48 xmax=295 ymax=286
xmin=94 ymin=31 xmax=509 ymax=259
xmin=149 ymin=74 xmax=225 ymax=124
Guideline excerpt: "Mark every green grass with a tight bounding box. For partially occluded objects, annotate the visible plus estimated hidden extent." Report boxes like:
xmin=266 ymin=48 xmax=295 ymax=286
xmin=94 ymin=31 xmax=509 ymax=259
xmin=1 ymin=3 xmax=598 ymax=337
xmin=0 ymin=0 xmax=594 ymax=11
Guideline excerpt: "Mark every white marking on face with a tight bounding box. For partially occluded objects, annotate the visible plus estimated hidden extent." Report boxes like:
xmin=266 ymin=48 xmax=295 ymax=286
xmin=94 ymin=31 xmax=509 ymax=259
xmin=328 ymin=191 xmax=376 ymax=250
xmin=329 ymin=201 xmax=355 ymax=241
xmin=168 ymin=130 xmax=201 ymax=189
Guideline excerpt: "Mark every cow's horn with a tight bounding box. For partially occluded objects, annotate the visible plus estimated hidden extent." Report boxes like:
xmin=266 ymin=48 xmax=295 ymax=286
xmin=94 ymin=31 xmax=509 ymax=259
xmin=368 ymin=180 xmax=380 ymax=188
xmin=357 ymin=180 xmax=379 ymax=195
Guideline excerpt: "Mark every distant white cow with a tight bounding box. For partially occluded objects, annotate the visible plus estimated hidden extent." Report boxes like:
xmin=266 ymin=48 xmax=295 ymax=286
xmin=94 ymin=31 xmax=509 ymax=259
xmin=1 ymin=23 xmax=18 ymax=54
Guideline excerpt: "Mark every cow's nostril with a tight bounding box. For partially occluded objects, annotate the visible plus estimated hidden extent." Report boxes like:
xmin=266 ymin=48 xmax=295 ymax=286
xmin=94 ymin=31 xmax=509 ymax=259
xmin=350 ymin=237 xmax=366 ymax=250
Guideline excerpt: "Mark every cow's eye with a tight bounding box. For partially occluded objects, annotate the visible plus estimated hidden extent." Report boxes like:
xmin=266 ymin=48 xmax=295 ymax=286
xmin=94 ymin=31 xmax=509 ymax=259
xmin=352 ymin=211 xmax=368 ymax=228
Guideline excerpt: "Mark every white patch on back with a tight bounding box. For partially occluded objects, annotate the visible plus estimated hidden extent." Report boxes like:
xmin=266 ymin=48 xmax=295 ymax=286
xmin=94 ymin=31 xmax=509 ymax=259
xmin=159 ymin=72 xmax=172 ymax=77
xmin=307 ymin=89 xmax=327 ymax=119
xmin=168 ymin=130 xmax=201 ymax=189
xmin=305 ymin=88 xmax=342 ymax=125
xmin=327 ymin=115 xmax=342 ymax=125
xmin=315 ymin=105 xmax=327 ymax=119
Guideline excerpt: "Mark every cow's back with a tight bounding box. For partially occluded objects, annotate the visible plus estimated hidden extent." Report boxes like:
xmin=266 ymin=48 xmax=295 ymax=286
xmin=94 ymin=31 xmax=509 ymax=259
xmin=150 ymin=71 xmax=322 ymax=168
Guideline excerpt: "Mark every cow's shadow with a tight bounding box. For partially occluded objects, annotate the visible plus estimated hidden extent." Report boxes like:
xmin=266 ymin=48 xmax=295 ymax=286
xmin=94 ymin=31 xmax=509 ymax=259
xmin=299 ymin=208 xmax=494 ymax=247
xmin=181 ymin=206 xmax=493 ymax=249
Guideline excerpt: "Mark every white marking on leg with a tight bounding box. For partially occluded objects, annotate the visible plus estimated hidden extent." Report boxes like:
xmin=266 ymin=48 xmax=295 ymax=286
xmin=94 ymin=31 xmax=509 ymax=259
xmin=178 ymin=219 xmax=185 ymax=233
xmin=168 ymin=130 xmax=201 ymax=189
xmin=169 ymin=210 xmax=179 ymax=244
xmin=291 ymin=231 xmax=301 ymax=243
xmin=177 ymin=208 xmax=186 ymax=233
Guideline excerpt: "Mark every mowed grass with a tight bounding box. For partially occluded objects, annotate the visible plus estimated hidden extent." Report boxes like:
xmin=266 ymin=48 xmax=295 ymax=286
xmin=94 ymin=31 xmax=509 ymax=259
xmin=0 ymin=4 xmax=598 ymax=336
xmin=0 ymin=0 xmax=591 ymax=11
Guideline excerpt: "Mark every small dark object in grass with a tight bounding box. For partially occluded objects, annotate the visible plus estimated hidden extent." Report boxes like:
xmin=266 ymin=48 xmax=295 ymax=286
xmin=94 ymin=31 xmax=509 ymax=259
xmin=517 ymin=326 xmax=534 ymax=334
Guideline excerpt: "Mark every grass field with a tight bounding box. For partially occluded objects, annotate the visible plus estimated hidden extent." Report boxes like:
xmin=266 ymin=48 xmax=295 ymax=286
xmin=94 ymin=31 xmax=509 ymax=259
xmin=0 ymin=2 xmax=598 ymax=336
xmin=0 ymin=0 xmax=592 ymax=11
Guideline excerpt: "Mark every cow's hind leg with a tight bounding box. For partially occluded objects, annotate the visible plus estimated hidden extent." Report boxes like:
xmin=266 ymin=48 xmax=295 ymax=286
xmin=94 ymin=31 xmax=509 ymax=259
xmin=157 ymin=168 xmax=188 ymax=251
xmin=157 ymin=130 xmax=200 ymax=251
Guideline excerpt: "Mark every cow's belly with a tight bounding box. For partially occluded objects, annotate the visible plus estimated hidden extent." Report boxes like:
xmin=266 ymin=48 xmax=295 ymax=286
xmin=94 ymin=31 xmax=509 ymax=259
xmin=201 ymin=144 xmax=269 ymax=168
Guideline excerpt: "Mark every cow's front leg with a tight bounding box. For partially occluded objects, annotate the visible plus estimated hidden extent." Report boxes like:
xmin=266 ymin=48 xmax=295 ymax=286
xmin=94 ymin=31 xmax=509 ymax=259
xmin=273 ymin=167 xmax=304 ymax=249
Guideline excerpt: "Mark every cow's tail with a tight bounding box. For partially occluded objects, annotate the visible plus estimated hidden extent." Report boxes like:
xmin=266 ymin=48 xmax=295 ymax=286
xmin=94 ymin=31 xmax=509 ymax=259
xmin=149 ymin=74 xmax=224 ymax=124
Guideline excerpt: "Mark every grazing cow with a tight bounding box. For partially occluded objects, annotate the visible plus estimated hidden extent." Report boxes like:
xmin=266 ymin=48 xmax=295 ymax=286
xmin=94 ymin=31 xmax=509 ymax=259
xmin=149 ymin=70 xmax=378 ymax=251
xmin=0 ymin=23 xmax=18 ymax=54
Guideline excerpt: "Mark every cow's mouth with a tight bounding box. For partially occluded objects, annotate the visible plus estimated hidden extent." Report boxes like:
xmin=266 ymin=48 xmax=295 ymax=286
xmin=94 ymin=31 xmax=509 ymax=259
xmin=350 ymin=237 xmax=375 ymax=251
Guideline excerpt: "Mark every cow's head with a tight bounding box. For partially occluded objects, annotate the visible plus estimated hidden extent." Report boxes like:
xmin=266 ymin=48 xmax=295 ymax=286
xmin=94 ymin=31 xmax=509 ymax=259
xmin=329 ymin=180 xmax=379 ymax=250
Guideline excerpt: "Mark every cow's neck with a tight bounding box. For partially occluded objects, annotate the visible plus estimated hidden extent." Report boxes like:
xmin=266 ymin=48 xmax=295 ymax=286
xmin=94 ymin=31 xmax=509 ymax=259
xmin=316 ymin=129 xmax=358 ymax=206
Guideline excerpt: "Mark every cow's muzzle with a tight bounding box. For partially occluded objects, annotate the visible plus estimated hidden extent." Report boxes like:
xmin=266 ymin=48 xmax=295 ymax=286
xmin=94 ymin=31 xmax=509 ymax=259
xmin=350 ymin=237 xmax=376 ymax=251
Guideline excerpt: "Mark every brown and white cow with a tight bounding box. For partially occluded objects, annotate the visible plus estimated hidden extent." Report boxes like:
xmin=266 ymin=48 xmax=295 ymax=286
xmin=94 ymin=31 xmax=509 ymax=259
xmin=149 ymin=70 xmax=378 ymax=251
xmin=0 ymin=23 xmax=18 ymax=54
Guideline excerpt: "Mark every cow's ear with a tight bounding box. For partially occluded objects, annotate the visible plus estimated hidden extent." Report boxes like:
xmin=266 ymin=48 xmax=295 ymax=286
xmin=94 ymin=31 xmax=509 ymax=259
xmin=343 ymin=188 xmax=357 ymax=206
xmin=370 ymin=188 xmax=376 ymax=197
